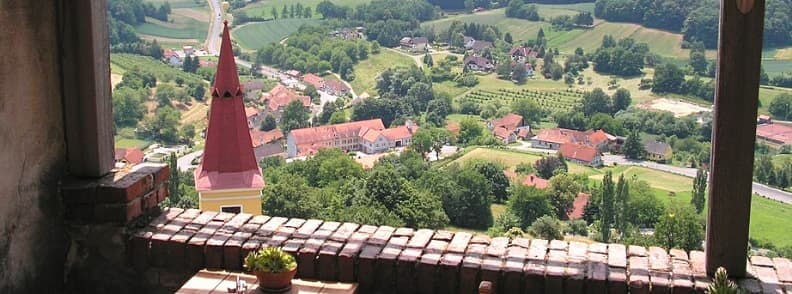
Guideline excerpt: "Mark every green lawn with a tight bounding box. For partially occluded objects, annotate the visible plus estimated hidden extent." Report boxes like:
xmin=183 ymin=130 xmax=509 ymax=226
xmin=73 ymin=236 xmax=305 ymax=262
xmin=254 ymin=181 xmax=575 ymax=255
xmin=350 ymin=49 xmax=414 ymax=96
xmin=239 ymin=0 xmax=371 ymax=18
xmin=433 ymin=80 xmax=471 ymax=98
xmin=114 ymin=137 xmax=151 ymax=149
xmin=111 ymin=53 xmax=206 ymax=85
xmin=136 ymin=15 xmax=207 ymax=41
xmin=452 ymin=147 xmax=595 ymax=174
xmin=750 ymin=196 xmax=792 ymax=248
xmin=232 ymin=19 xmax=322 ymax=50
xmin=759 ymin=86 xmax=792 ymax=115
xmin=589 ymin=166 xmax=692 ymax=193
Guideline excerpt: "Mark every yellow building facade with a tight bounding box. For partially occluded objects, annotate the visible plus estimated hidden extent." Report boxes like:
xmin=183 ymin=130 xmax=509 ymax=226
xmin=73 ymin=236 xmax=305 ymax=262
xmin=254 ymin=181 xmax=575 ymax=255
xmin=199 ymin=187 xmax=262 ymax=215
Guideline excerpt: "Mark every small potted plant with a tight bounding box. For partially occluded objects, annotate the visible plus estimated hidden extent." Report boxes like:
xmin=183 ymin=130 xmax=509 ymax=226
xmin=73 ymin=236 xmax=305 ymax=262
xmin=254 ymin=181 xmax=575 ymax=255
xmin=244 ymin=247 xmax=298 ymax=292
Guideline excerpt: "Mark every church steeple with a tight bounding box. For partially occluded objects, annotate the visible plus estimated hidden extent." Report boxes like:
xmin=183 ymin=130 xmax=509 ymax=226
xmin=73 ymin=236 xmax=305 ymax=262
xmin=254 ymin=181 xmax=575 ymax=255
xmin=194 ymin=21 xmax=264 ymax=194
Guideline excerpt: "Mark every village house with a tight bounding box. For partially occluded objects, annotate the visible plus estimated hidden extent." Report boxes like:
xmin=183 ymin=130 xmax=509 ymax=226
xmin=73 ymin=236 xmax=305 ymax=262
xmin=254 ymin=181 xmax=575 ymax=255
xmin=301 ymin=73 xmax=325 ymax=90
xmin=463 ymin=37 xmax=493 ymax=55
xmin=163 ymin=48 xmax=182 ymax=66
xmin=261 ymin=84 xmax=311 ymax=122
xmin=512 ymin=61 xmax=536 ymax=78
xmin=245 ymin=106 xmax=261 ymax=130
xmin=756 ymin=122 xmax=792 ymax=146
xmin=250 ymin=129 xmax=286 ymax=161
xmin=531 ymin=128 xmax=611 ymax=151
xmin=644 ymin=140 xmax=673 ymax=163
xmin=504 ymin=170 xmax=549 ymax=189
xmin=559 ymin=143 xmax=603 ymax=167
xmin=510 ymin=45 xmax=539 ymax=62
xmin=487 ymin=113 xmax=530 ymax=144
xmin=114 ymin=147 xmax=145 ymax=168
xmin=286 ymin=119 xmax=418 ymax=157
xmin=464 ymin=56 xmax=495 ymax=72
xmin=325 ymin=79 xmax=350 ymax=96
xmin=399 ymin=36 xmax=431 ymax=53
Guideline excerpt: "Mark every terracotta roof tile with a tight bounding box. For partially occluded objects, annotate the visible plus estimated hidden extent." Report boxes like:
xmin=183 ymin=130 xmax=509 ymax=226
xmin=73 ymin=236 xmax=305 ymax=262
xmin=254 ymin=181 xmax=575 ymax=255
xmin=559 ymin=143 xmax=599 ymax=163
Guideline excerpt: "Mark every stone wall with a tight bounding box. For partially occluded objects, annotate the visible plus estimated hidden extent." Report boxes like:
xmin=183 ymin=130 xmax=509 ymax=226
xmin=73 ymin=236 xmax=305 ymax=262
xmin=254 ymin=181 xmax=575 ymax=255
xmin=0 ymin=1 xmax=68 ymax=292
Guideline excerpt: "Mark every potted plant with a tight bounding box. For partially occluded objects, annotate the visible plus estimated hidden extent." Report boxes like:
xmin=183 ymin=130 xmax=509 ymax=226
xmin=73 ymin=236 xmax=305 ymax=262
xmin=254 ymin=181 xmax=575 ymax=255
xmin=244 ymin=247 xmax=298 ymax=291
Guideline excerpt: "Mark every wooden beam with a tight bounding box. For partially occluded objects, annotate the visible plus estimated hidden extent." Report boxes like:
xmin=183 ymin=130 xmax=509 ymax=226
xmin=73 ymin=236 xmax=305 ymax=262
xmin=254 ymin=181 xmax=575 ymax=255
xmin=706 ymin=0 xmax=765 ymax=277
xmin=59 ymin=0 xmax=114 ymax=177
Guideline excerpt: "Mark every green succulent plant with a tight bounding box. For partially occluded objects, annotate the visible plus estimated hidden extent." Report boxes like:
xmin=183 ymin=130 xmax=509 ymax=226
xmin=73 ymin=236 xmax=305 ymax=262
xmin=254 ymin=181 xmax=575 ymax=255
xmin=244 ymin=247 xmax=297 ymax=273
xmin=707 ymin=267 xmax=742 ymax=294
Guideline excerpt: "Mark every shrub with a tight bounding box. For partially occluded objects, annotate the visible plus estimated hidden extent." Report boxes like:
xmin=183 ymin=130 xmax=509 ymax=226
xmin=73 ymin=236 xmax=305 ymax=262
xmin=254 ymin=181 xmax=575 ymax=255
xmin=528 ymin=216 xmax=563 ymax=240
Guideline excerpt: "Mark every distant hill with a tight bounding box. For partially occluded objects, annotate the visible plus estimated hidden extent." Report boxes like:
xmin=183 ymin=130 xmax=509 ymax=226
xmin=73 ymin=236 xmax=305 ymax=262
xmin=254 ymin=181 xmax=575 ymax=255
xmin=427 ymin=0 xmax=465 ymax=10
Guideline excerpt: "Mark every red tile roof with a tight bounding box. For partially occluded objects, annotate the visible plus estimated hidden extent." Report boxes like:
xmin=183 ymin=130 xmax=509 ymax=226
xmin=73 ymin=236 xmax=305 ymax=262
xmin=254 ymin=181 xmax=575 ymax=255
xmin=587 ymin=129 xmax=609 ymax=146
xmin=517 ymin=128 xmax=532 ymax=138
xmin=533 ymin=128 xmax=610 ymax=147
xmin=250 ymin=129 xmax=284 ymax=148
xmin=490 ymin=113 xmax=523 ymax=131
xmin=361 ymin=127 xmax=384 ymax=143
xmin=567 ymin=192 xmax=590 ymax=220
xmin=302 ymin=74 xmax=325 ymax=89
xmin=446 ymin=122 xmax=460 ymax=135
xmin=245 ymin=106 xmax=259 ymax=118
xmin=757 ymin=123 xmax=792 ymax=145
xmin=290 ymin=119 xmax=386 ymax=147
xmin=510 ymin=46 xmax=538 ymax=58
xmin=522 ymin=174 xmax=549 ymax=189
xmin=265 ymin=84 xmax=311 ymax=112
xmin=493 ymin=127 xmax=513 ymax=140
xmin=382 ymin=125 xmax=413 ymax=141
xmin=115 ymin=148 xmax=145 ymax=165
xmin=559 ymin=143 xmax=599 ymax=163
xmin=325 ymin=79 xmax=349 ymax=93
xmin=194 ymin=21 xmax=264 ymax=192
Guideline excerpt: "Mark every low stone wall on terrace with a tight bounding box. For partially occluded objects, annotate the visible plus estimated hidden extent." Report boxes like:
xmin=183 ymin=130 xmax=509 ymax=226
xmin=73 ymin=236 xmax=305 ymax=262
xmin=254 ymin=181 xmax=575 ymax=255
xmin=130 ymin=208 xmax=792 ymax=294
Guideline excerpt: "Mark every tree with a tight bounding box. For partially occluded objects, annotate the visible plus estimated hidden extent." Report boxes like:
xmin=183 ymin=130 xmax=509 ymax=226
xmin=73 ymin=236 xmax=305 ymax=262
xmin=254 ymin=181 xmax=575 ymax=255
xmin=533 ymin=156 xmax=565 ymax=179
xmin=611 ymin=88 xmax=632 ymax=113
xmin=328 ymin=111 xmax=347 ymax=124
xmin=581 ymin=88 xmax=612 ymax=116
xmin=472 ymin=161 xmax=510 ymax=203
xmin=653 ymin=203 xmax=704 ymax=251
xmin=271 ymin=6 xmax=278 ymax=19
xmin=547 ymin=174 xmax=581 ymax=219
xmin=587 ymin=113 xmax=624 ymax=136
xmin=599 ymin=171 xmax=615 ymax=242
xmin=304 ymin=84 xmax=320 ymax=103
xmin=281 ymin=5 xmax=289 ymax=19
xmin=140 ymin=106 xmax=181 ymax=144
xmin=155 ymin=84 xmax=176 ymax=107
xmin=626 ymin=179 xmax=665 ymax=228
xmin=614 ymin=174 xmax=629 ymax=233
xmin=622 ymin=129 xmax=645 ymax=159
xmin=112 ymin=86 xmax=147 ymax=128
xmin=458 ymin=118 xmax=484 ymax=145
xmin=508 ymin=185 xmax=553 ymax=228
xmin=280 ymin=100 xmax=309 ymax=132
xmin=511 ymin=98 xmax=543 ymax=126
xmin=755 ymin=155 xmax=775 ymax=184
xmin=423 ymin=53 xmax=434 ymax=67
xmin=504 ymin=32 xmax=513 ymax=43
xmin=769 ymin=93 xmax=792 ymax=120
xmin=688 ymin=43 xmax=709 ymax=75
xmin=439 ymin=165 xmax=494 ymax=229
xmin=262 ymin=177 xmax=318 ymax=218
xmin=410 ymin=128 xmax=434 ymax=158
xmin=260 ymin=114 xmax=277 ymax=131
xmin=528 ymin=216 xmax=563 ymax=240
xmin=652 ymin=63 xmax=685 ymax=93
xmin=691 ymin=167 xmax=707 ymax=214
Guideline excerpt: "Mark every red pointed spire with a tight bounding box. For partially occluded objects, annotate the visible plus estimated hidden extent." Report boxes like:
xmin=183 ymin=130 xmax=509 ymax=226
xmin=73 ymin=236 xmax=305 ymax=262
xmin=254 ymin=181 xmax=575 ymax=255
xmin=194 ymin=21 xmax=264 ymax=191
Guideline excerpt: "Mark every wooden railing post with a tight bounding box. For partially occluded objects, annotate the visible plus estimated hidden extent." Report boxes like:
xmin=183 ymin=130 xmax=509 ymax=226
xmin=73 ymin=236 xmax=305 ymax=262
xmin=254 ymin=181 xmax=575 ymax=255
xmin=60 ymin=0 xmax=114 ymax=177
xmin=706 ymin=0 xmax=765 ymax=278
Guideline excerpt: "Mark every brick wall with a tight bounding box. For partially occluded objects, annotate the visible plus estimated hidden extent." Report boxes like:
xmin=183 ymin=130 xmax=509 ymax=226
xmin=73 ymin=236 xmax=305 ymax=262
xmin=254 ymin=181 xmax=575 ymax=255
xmin=131 ymin=208 xmax=792 ymax=293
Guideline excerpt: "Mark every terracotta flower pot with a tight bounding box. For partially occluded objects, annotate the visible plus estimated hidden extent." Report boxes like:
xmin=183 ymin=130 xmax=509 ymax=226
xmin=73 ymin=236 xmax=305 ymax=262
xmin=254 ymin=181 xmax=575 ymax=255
xmin=254 ymin=268 xmax=297 ymax=291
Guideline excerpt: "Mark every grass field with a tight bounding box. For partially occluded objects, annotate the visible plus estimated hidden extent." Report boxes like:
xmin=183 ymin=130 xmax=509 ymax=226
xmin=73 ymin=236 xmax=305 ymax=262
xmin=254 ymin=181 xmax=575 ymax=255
xmin=759 ymin=86 xmax=792 ymax=114
xmin=590 ymin=166 xmax=692 ymax=193
xmin=239 ymin=0 xmax=371 ymax=18
xmin=350 ymin=49 xmax=414 ymax=96
xmin=146 ymin=0 xmax=205 ymax=9
xmin=232 ymin=19 xmax=322 ymax=50
xmin=111 ymin=53 xmax=207 ymax=85
xmin=433 ymin=80 xmax=471 ymax=98
xmin=136 ymin=15 xmax=208 ymax=41
xmin=114 ymin=137 xmax=152 ymax=149
xmin=452 ymin=147 xmax=595 ymax=174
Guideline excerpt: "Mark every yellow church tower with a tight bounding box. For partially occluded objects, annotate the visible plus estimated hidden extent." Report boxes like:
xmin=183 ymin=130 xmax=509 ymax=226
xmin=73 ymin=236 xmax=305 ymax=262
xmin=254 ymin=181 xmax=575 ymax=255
xmin=193 ymin=21 xmax=264 ymax=215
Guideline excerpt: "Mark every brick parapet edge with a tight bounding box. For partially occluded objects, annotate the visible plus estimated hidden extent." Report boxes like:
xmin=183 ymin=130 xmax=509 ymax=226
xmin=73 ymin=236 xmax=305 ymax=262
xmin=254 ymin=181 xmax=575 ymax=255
xmin=131 ymin=208 xmax=792 ymax=293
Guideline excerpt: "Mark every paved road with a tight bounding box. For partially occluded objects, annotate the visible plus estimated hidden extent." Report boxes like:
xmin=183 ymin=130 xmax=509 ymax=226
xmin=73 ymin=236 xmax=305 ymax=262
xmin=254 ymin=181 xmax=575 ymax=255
xmin=205 ymin=0 xmax=223 ymax=55
xmin=602 ymin=154 xmax=792 ymax=204
xmin=177 ymin=150 xmax=203 ymax=172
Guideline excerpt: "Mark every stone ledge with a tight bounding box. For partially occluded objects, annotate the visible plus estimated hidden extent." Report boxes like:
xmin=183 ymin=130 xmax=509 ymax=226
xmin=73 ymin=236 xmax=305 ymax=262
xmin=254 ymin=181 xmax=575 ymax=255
xmin=62 ymin=164 xmax=169 ymax=224
xmin=131 ymin=208 xmax=792 ymax=293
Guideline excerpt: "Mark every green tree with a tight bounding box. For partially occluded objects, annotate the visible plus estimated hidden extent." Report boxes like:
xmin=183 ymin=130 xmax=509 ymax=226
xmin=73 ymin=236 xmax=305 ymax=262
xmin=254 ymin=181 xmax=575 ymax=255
xmin=262 ymin=177 xmax=319 ymax=218
xmin=614 ymin=174 xmax=629 ymax=233
xmin=410 ymin=128 xmax=434 ymax=158
xmin=587 ymin=113 xmax=624 ymax=136
xmin=755 ymin=155 xmax=775 ymax=184
xmin=652 ymin=63 xmax=685 ymax=93
xmin=508 ymin=185 xmax=553 ymax=228
xmin=504 ymin=32 xmax=513 ymax=43
xmin=303 ymin=84 xmax=320 ymax=103
xmin=155 ymin=84 xmax=176 ymax=107
xmin=423 ymin=53 xmax=434 ymax=67
xmin=515 ymin=162 xmax=535 ymax=174
xmin=688 ymin=43 xmax=709 ymax=75
xmin=458 ymin=118 xmax=484 ymax=145
xmin=511 ymin=98 xmax=543 ymax=126
xmin=622 ymin=129 xmax=645 ymax=159
xmin=533 ymin=156 xmax=565 ymax=179
xmin=691 ymin=167 xmax=707 ymax=213
xmin=611 ymin=88 xmax=632 ymax=113
xmin=653 ymin=203 xmax=704 ymax=251
xmin=512 ymin=63 xmax=527 ymax=84
xmin=280 ymin=100 xmax=309 ymax=132
xmin=439 ymin=165 xmax=493 ymax=229
xmin=168 ymin=153 xmax=179 ymax=202
xmin=581 ymin=88 xmax=612 ymax=116
xmin=140 ymin=106 xmax=181 ymax=144
xmin=528 ymin=216 xmax=563 ymax=240
xmin=547 ymin=174 xmax=581 ymax=219
xmin=769 ymin=93 xmax=792 ymax=120
xmin=112 ymin=86 xmax=147 ymax=127
xmin=626 ymin=179 xmax=665 ymax=228
xmin=271 ymin=6 xmax=278 ymax=19
xmin=260 ymin=114 xmax=277 ymax=131
xmin=472 ymin=161 xmax=510 ymax=203
xmin=328 ymin=111 xmax=347 ymax=124
xmin=599 ymin=171 xmax=615 ymax=242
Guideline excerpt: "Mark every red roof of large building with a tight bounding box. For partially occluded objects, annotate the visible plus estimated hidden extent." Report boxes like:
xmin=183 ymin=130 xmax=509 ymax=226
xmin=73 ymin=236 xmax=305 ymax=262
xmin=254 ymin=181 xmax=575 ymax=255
xmin=250 ymin=129 xmax=284 ymax=148
xmin=302 ymin=74 xmax=325 ymax=89
xmin=290 ymin=119 xmax=385 ymax=146
xmin=559 ymin=143 xmax=599 ymax=163
xmin=533 ymin=128 xmax=610 ymax=147
xmin=194 ymin=21 xmax=264 ymax=192
xmin=757 ymin=123 xmax=792 ymax=145
xmin=491 ymin=113 xmax=523 ymax=131
xmin=264 ymin=84 xmax=311 ymax=112
xmin=245 ymin=106 xmax=259 ymax=118
xmin=115 ymin=148 xmax=145 ymax=165
xmin=568 ymin=192 xmax=590 ymax=220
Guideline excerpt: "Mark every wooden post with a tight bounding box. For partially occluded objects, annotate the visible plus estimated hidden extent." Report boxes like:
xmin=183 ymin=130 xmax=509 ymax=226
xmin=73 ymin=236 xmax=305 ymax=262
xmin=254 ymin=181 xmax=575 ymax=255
xmin=706 ymin=0 xmax=765 ymax=277
xmin=60 ymin=0 xmax=115 ymax=177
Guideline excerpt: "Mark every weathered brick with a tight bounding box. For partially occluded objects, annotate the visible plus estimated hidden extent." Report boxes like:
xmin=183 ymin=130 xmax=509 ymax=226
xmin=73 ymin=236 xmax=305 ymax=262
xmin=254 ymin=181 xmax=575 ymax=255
xmin=609 ymin=244 xmax=628 ymax=268
xmin=549 ymin=239 xmax=568 ymax=251
xmin=418 ymin=253 xmax=442 ymax=294
xmin=629 ymin=256 xmax=650 ymax=294
xmin=338 ymin=242 xmax=364 ymax=282
xmin=467 ymin=244 xmax=487 ymax=256
xmin=155 ymin=184 xmax=168 ymax=203
xmin=247 ymin=215 xmax=270 ymax=225
xmin=486 ymin=237 xmax=509 ymax=257
xmin=524 ymin=260 xmax=546 ymax=294
xmin=369 ymin=226 xmax=396 ymax=245
xmin=358 ymin=224 xmax=379 ymax=234
xmin=268 ymin=233 xmax=289 ymax=247
xmin=94 ymin=197 xmax=142 ymax=223
xmin=433 ymin=230 xmax=454 ymax=241
xmin=148 ymin=208 xmax=184 ymax=229
xmin=311 ymin=229 xmax=333 ymax=240
xmin=165 ymin=229 xmax=195 ymax=269
xmin=738 ymin=279 xmax=761 ymax=294
xmin=185 ymin=231 xmax=211 ymax=271
xmin=149 ymin=230 xmax=173 ymax=267
xmin=753 ymin=265 xmax=783 ymax=294
xmin=276 ymin=226 xmax=296 ymax=236
xmin=608 ymin=267 xmax=628 ymax=294
xmin=396 ymin=248 xmax=422 ymax=294
xmin=283 ymin=218 xmax=305 ymax=228
xmin=669 ymin=249 xmax=689 ymax=261
xmin=586 ymin=261 xmax=608 ymax=294
xmin=281 ymin=238 xmax=305 ymax=256
xmin=142 ymin=190 xmax=158 ymax=209
xmin=258 ymin=216 xmax=288 ymax=235
xmin=98 ymin=169 xmax=154 ymax=203
xmin=503 ymin=255 xmax=525 ymax=294
xmin=204 ymin=232 xmax=231 ymax=269
xmin=297 ymin=245 xmax=319 ymax=279
xmin=330 ymin=222 xmax=359 ymax=242
xmin=425 ymin=240 xmax=448 ymax=254
xmin=470 ymin=234 xmax=491 ymax=245
xmin=528 ymin=240 xmax=548 ymax=261
xmin=408 ymin=229 xmax=434 ymax=249
xmin=376 ymin=246 xmax=402 ymax=292
xmin=317 ymin=241 xmax=343 ymax=281
xmin=240 ymin=238 xmax=262 ymax=264
xmin=440 ymin=253 xmax=464 ymax=293
xmin=223 ymin=231 xmax=251 ymax=271
xmin=357 ymin=245 xmax=382 ymax=292
xmin=751 ymin=255 xmax=775 ymax=268
xmin=348 ymin=231 xmax=370 ymax=243
xmin=511 ymin=237 xmax=531 ymax=249
xmin=567 ymin=261 xmax=585 ymax=294
xmin=568 ymin=241 xmax=588 ymax=262
xmin=184 ymin=211 xmax=217 ymax=231
xmin=318 ymin=221 xmax=341 ymax=232
xmin=461 ymin=255 xmax=482 ymax=294
xmin=62 ymin=177 xmax=98 ymax=204
xmin=672 ymin=260 xmax=694 ymax=294
xmin=588 ymin=243 xmax=608 ymax=255
xmin=394 ymin=227 xmax=414 ymax=237
xmin=629 ymin=245 xmax=648 ymax=257
xmin=388 ymin=236 xmax=409 ymax=249
xmin=448 ymin=232 xmax=473 ymax=254
xmin=649 ymin=247 xmax=671 ymax=272
xmin=650 ymin=270 xmax=672 ymax=294
xmin=480 ymin=256 xmax=503 ymax=294
xmin=545 ymin=258 xmax=566 ymax=294
xmin=131 ymin=230 xmax=153 ymax=271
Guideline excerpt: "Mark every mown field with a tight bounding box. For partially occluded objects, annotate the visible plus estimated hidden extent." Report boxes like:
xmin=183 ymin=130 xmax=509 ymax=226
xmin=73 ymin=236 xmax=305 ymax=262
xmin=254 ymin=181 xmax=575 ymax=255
xmin=239 ymin=0 xmax=372 ymax=18
xmin=451 ymin=147 xmax=595 ymax=175
xmin=111 ymin=53 xmax=207 ymax=85
xmin=350 ymin=49 xmax=415 ymax=96
xmin=232 ymin=19 xmax=322 ymax=50
xmin=136 ymin=14 xmax=208 ymax=41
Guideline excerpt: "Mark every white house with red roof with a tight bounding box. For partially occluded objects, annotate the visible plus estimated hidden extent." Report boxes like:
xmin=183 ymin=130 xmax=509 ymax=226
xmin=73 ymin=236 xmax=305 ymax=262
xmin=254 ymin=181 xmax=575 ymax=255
xmin=262 ymin=84 xmax=311 ymax=121
xmin=114 ymin=147 xmax=145 ymax=168
xmin=487 ymin=113 xmax=529 ymax=144
xmin=559 ymin=143 xmax=602 ymax=167
xmin=286 ymin=119 xmax=417 ymax=157
xmin=193 ymin=21 xmax=264 ymax=215
xmin=531 ymin=128 xmax=611 ymax=152
xmin=301 ymin=73 xmax=325 ymax=90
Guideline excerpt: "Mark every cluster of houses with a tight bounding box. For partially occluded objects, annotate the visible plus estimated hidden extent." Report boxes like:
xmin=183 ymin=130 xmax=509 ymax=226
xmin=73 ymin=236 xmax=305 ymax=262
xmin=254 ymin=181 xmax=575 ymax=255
xmin=486 ymin=113 xmax=532 ymax=144
xmin=162 ymin=45 xmax=213 ymax=67
xmin=328 ymin=27 xmax=365 ymax=40
xmin=301 ymin=73 xmax=350 ymax=96
xmin=462 ymin=41 xmax=537 ymax=79
xmin=531 ymin=128 xmax=612 ymax=167
xmin=286 ymin=119 xmax=419 ymax=158
xmin=399 ymin=37 xmax=431 ymax=53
